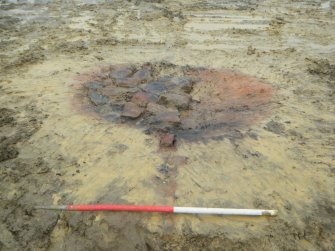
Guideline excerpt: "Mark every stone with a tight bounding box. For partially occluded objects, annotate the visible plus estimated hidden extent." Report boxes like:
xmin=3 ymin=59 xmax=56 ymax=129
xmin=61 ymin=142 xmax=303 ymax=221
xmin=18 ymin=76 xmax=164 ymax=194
xmin=158 ymin=93 xmax=191 ymax=110
xmin=146 ymin=102 xmax=175 ymax=115
xmin=85 ymin=81 xmax=104 ymax=90
xmin=146 ymin=103 xmax=180 ymax=127
xmin=181 ymin=118 xmax=197 ymax=129
xmin=132 ymin=65 xmax=152 ymax=83
xmin=95 ymin=72 xmax=109 ymax=80
xmin=115 ymin=78 xmax=138 ymax=88
xmin=121 ymin=102 xmax=144 ymax=119
xmin=95 ymin=104 xmax=122 ymax=121
xmin=131 ymin=92 xmax=151 ymax=107
xmin=157 ymin=75 xmax=172 ymax=82
xmin=152 ymin=112 xmax=180 ymax=125
xmin=82 ymin=62 xmax=273 ymax=145
xmin=159 ymin=133 xmax=175 ymax=147
xmin=169 ymin=76 xmax=195 ymax=93
xmin=140 ymin=81 xmax=167 ymax=95
xmin=88 ymin=91 xmax=108 ymax=106
xmin=102 ymin=86 xmax=138 ymax=102
xmin=109 ymin=66 xmax=133 ymax=79
xmin=191 ymin=93 xmax=201 ymax=102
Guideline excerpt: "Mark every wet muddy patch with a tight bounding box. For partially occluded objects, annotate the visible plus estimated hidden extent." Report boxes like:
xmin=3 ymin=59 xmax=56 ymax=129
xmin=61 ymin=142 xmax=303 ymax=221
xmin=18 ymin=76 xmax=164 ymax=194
xmin=75 ymin=62 xmax=273 ymax=148
xmin=0 ymin=104 xmax=41 ymax=162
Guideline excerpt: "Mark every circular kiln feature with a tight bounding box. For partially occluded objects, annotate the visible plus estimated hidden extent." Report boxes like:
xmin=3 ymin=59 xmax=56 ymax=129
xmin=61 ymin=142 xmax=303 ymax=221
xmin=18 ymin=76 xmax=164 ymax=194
xmin=80 ymin=62 xmax=273 ymax=146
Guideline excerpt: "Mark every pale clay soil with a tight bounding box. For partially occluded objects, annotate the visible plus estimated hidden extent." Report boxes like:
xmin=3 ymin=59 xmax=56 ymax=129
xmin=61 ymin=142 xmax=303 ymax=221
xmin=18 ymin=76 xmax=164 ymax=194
xmin=0 ymin=0 xmax=334 ymax=250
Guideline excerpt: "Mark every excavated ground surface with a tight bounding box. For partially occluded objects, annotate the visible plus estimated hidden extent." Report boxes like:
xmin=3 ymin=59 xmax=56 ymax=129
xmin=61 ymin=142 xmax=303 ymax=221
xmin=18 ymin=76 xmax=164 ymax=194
xmin=0 ymin=0 xmax=334 ymax=251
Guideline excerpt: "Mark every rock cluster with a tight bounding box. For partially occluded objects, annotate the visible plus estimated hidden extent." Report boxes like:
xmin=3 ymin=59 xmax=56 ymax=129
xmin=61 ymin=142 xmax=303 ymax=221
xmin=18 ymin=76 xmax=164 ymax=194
xmin=84 ymin=63 xmax=197 ymax=148
xmin=82 ymin=62 xmax=273 ymax=148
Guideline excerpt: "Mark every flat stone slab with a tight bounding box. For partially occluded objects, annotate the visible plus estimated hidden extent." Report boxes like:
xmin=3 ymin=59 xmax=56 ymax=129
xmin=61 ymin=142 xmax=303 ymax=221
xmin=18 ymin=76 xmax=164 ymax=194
xmin=158 ymin=93 xmax=191 ymax=110
xmin=121 ymin=102 xmax=144 ymax=119
xmin=159 ymin=133 xmax=175 ymax=147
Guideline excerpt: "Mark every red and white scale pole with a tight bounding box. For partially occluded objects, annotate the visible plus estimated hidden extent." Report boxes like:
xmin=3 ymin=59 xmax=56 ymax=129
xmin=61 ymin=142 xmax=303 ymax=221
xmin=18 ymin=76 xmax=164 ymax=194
xmin=36 ymin=204 xmax=277 ymax=216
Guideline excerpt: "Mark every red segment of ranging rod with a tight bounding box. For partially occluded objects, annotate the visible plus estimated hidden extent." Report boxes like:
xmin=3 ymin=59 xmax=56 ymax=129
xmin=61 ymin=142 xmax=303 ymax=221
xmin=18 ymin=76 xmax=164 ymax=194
xmin=67 ymin=204 xmax=174 ymax=213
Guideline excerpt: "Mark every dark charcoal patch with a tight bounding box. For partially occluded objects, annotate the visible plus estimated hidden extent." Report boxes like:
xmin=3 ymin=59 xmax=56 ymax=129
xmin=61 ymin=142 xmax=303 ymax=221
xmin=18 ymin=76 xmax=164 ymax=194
xmin=157 ymin=163 xmax=170 ymax=175
xmin=307 ymin=58 xmax=335 ymax=79
xmin=80 ymin=62 xmax=273 ymax=147
xmin=0 ymin=144 xmax=18 ymax=162
xmin=265 ymin=120 xmax=285 ymax=134
xmin=0 ymin=108 xmax=15 ymax=127
xmin=0 ymin=108 xmax=18 ymax=161
xmin=307 ymin=59 xmax=335 ymax=101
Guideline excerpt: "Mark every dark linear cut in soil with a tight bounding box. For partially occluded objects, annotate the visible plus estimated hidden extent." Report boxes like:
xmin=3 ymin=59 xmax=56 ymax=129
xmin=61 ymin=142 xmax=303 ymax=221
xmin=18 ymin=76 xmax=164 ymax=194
xmin=76 ymin=62 xmax=273 ymax=147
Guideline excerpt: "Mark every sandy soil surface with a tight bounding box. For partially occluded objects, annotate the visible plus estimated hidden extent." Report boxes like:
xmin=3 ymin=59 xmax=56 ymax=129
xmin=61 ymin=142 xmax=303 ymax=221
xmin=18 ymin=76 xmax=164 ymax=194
xmin=0 ymin=0 xmax=334 ymax=250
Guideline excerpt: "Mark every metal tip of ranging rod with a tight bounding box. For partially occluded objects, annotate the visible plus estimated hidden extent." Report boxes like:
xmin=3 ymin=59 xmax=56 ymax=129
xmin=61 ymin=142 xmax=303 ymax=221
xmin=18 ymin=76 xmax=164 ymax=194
xmin=261 ymin=210 xmax=278 ymax=216
xmin=35 ymin=205 xmax=67 ymax=210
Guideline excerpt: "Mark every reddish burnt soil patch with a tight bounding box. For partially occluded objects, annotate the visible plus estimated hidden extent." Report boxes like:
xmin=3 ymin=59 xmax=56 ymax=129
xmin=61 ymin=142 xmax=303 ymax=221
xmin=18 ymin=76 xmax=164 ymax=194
xmin=75 ymin=62 xmax=273 ymax=146
xmin=180 ymin=68 xmax=273 ymax=140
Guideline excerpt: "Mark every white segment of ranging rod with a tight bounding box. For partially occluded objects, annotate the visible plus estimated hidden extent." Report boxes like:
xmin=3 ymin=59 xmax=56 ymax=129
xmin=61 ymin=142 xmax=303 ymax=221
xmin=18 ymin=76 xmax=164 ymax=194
xmin=173 ymin=207 xmax=278 ymax=216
